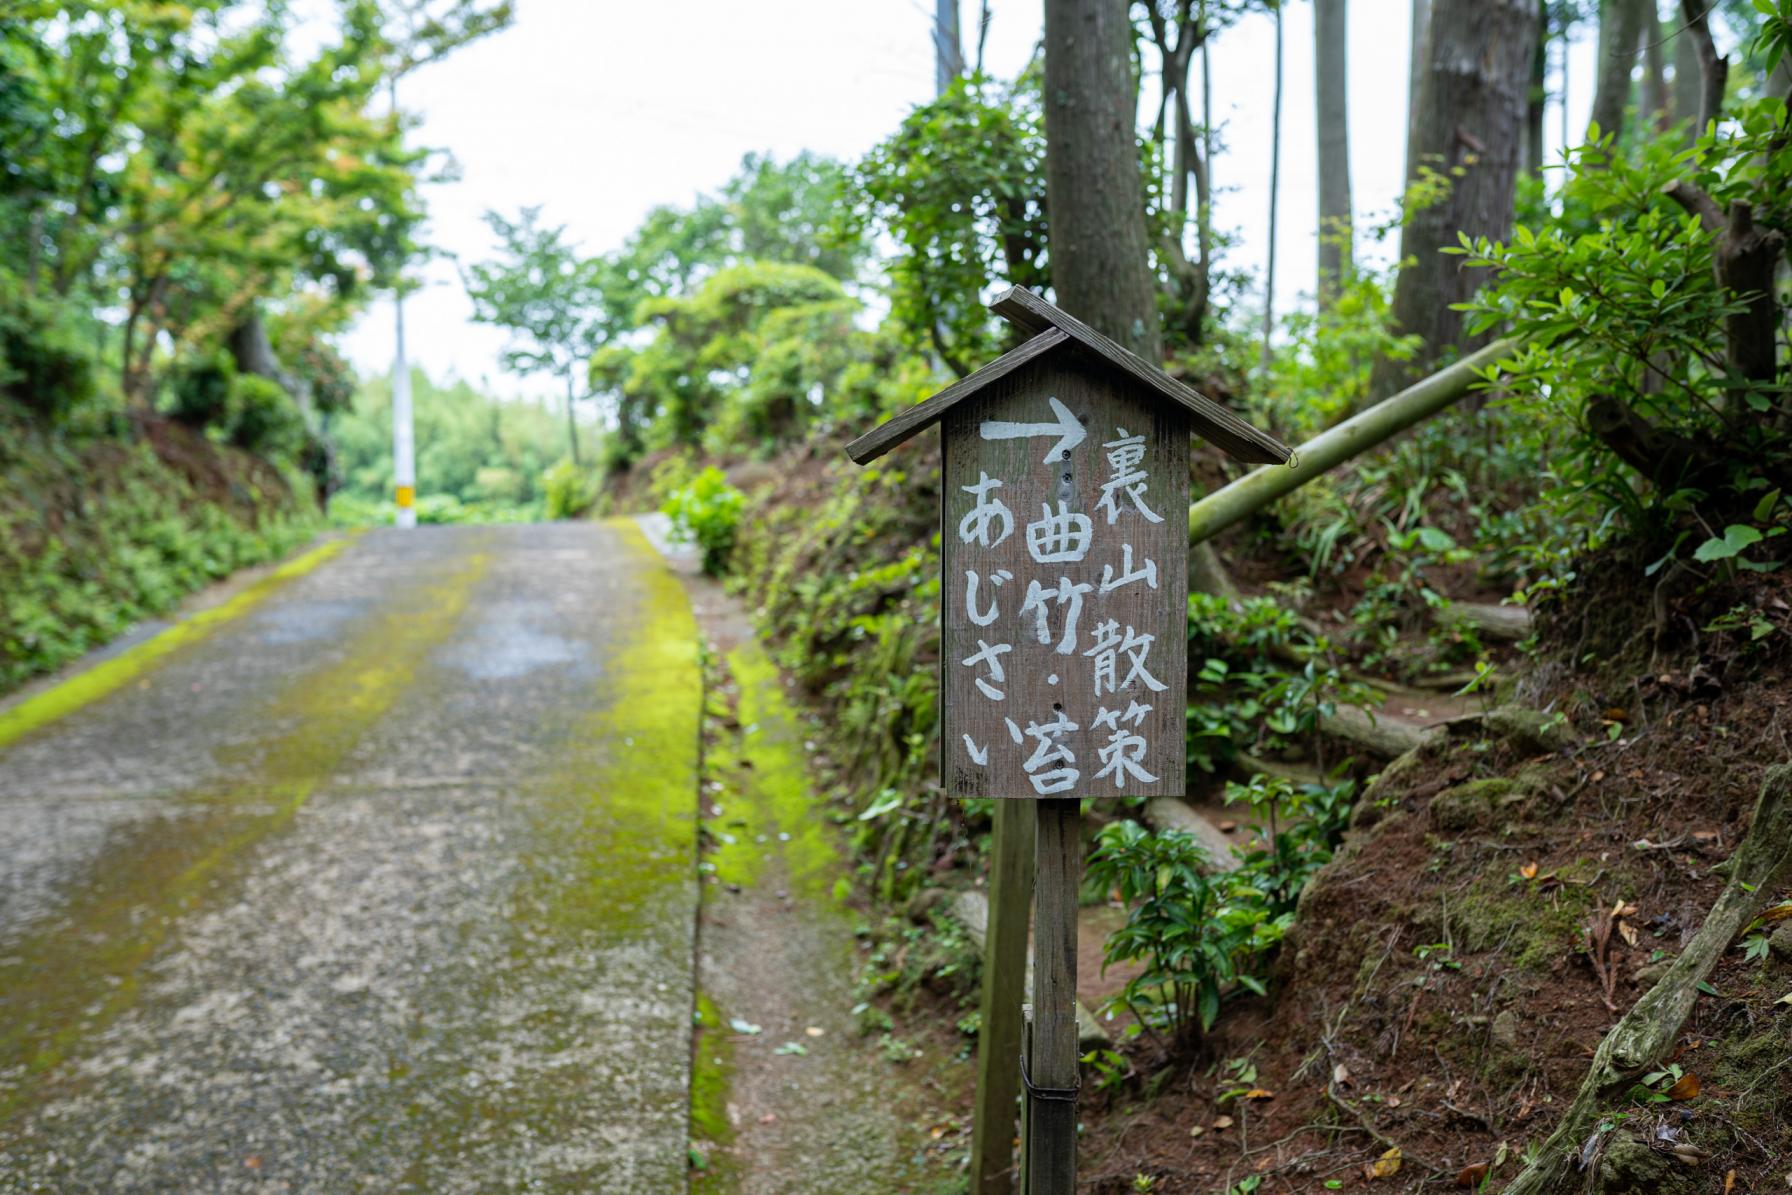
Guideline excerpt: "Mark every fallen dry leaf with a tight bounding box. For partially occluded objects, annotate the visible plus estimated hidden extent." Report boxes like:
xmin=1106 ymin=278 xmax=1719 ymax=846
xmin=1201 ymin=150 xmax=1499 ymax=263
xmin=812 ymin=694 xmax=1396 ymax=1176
xmin=1666 ymin=1072 xmax=1702 ymax=1101
xmin=1619 ymin=921 xmax=1639 ymax=946
xmin=1242 ymin=1088 xmax=1275 ymax=1101
xmin=1371 ymin=1146 xmax=1403 ymax=1179
xmin=1760 ymin=902 xmax=1792 ymax=924
xmin=1456 ymin=1162 xmax=1490 ymax=1187
xmin=1333 ymin=1063 xmax=1353 ymax=1087
xmin=1725 ymin=1169 xmax=1737 ymax=1194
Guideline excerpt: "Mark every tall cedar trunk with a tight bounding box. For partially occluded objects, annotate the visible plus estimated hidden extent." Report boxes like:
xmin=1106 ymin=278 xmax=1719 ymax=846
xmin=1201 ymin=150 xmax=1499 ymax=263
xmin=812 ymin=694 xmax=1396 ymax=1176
xmin=1314 ymin=0 xmax=1353 ymax=303
xmin=1672 ymin=14 xmax=1701 ymax=131
xmin=1678 ymin=0 xmax=1726 ymax=132
xmin=1260 ymin=1 xmax=1284 ymax=370
xmin=1368 ymin=0 xmax=1535 ymax=405
xmin=1042 ymin=0 xmax=1161 ymax=361
xmin=1404 ymin=0 xmax=1431 ymax=183
xmin=1640 ymin=1 xmax=1669 ymax=130
xmin=934 ymin=0 xmax=963 ymax=95
xmin=1524 ymin=6 xmax=1547 ymax=176
xmin=1589 ymin=0 xmax=1647 ymax=140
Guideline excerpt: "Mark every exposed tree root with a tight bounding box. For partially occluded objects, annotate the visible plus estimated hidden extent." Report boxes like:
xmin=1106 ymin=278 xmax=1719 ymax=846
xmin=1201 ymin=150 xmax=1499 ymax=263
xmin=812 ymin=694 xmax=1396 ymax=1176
xmin=1500 ymin=762 xmax=1792 ymax=1195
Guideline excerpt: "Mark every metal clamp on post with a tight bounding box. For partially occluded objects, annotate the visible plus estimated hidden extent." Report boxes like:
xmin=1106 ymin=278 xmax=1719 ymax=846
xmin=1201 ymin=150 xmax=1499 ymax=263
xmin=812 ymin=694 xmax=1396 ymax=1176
xmin=1019 ymin=1051 xmax=1080 ymax=1103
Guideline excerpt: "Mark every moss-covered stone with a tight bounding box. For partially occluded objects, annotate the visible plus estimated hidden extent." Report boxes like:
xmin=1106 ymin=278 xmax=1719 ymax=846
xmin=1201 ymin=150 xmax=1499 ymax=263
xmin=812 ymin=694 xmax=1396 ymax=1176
xmin=1430 ymin=776 xmax=1536 ymax=832
xmin=1595 ymin=1131 xmax=1683 ymax=1194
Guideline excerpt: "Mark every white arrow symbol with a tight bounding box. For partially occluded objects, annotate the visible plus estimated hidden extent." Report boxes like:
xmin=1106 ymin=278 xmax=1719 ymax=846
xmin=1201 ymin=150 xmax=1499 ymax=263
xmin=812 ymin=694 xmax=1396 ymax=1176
xmin=979 ymin=396 xmax=1087 ymax=463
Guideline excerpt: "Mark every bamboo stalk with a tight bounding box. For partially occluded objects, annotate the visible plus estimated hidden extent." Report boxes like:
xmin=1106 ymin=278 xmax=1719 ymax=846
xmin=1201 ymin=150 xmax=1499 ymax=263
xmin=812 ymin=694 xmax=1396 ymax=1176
xmin=1188 ymin=338 xmax=1518 ymax=546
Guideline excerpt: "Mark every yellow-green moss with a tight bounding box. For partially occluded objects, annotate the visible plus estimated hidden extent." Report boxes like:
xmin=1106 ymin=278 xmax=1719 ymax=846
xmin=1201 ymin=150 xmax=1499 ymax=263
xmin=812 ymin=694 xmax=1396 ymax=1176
xmin=689 ymin=991 xmax=736 ymax=1146
xmin=0 ymin=538 xmax=489 ymax=1120
xmin=708 ymin=641 xmax=844 ymax=904
xmin=1452 ymin=870 xmax=1598 ymax=972
xmin=0 ymin=534 xmax=355 ymax=752
xmin=526 ymin=520 xmax=702 ymax=936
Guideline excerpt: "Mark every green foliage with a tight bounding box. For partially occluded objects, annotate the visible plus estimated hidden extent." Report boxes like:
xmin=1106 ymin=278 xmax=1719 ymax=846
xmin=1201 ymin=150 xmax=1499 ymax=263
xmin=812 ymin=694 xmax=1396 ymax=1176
xmin=331 ymin=368 xmax=567 ymax=514
xmin=839 ymin=73 xmax=1049 ymax=373
xmin=1186 ymin=593 xmax=1379 ymax=771
xmin=227 ymin=374 xmax=304 ymax=459
xmin=0 ymin=407 xmax=316 ymax=691
xmin=1222 ymin=771 xmax=1356 ymax=918
xmin=1085 ymin=820 xmax=1288 ymax=1044
xmin=165 ymin=354 xmax=238 ymax=431
xmin=662 ymin=468 xmax=745 ymax=576
xmin=541 ymin=459 xmax=597 ymax=521
xmin=0 ymin=281 xmax=95 ymax=421
xmin=1456 ymin=103 xmax=1792 ymax=567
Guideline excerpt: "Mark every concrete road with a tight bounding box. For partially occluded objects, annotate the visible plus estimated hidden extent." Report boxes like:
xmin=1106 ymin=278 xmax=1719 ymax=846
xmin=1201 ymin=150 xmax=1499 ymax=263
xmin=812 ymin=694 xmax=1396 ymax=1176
xmin=0 ymin=523 xmax=702 ymax=1192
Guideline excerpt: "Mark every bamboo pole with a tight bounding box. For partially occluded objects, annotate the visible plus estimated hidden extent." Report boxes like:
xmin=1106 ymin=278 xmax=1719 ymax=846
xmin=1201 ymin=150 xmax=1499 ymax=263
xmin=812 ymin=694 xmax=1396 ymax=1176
xmin=1188 ymin=338 xmax=1517 ymax=546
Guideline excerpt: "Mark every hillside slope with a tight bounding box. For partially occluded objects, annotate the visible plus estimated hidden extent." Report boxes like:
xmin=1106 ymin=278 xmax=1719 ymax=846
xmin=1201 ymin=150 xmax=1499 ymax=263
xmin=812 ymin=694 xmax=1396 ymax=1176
xmin=0 ymin=405 xmax=320 ymax=694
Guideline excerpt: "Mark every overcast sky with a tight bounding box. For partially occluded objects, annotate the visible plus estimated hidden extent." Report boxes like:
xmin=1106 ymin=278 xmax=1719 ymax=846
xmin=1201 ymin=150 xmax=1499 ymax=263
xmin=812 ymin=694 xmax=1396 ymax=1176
xmin=333 ymin=0 xmax=1602 ymax=400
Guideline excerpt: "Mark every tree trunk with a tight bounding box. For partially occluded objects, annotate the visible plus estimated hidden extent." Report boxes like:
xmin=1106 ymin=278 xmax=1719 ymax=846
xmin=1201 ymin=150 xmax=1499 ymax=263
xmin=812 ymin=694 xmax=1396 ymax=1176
xmin=564 ymin=371 xmax=582 ymax=465
xmin=227 ymin=311 xmax=303 ymax=410
xmin=1672 ymin=12 xmax=1701 ymax=132
xmin=1042 ymin=0 xmax=1161 ymax=362
xmin=1678 ymin=0 xmax=1726 ymax=133
xmin=934 ymin=0 xmax=963 ymax=95
xmin=1523 ymin=5 xmax=1547 ymax=176
xmin=1404 ymin=0 xmax=1431 ymax=183
xmin=1261 ymin=1 xmax=1284 ymax=369
xmin=1589 ymin=0 xmax=1647 ymax=140
xmin=1640 ymin=0 xmax=1669 ymax=131
xmin=1367 ymin=0 xmax=1535 ymax=406
xmin=1314 ymin=0 xmax=1352 ymax=304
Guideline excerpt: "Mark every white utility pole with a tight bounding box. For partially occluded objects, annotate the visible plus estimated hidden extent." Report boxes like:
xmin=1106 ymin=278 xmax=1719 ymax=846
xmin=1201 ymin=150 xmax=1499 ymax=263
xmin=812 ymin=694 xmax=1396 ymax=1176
xmin=389 ymin=74 xmax=417 ymax=528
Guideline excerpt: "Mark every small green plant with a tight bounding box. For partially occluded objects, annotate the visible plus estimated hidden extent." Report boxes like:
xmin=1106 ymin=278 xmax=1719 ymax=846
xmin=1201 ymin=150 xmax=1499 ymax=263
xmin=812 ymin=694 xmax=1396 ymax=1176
xmin=542 ymin=458 xmax=598 ymax=520
xmin=1081 ymin=1047 xmax=1133 ymax=1095
xmin=1415 ymin=942 xmax=1462 ymax=972
xmin=1086 ymin=820 xmax=1287 ymax=1047
xmin=663 ymin=466 xmax=746 ymax=576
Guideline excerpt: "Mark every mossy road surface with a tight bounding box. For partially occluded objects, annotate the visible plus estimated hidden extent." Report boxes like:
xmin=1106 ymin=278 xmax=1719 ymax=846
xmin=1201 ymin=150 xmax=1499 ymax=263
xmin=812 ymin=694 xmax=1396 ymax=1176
xmin=0 ymin=522 xmax=702 ymax=1192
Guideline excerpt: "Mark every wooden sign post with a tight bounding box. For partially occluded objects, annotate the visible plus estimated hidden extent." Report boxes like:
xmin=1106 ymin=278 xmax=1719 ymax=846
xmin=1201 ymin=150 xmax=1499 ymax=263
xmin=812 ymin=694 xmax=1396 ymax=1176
xmin=846 ymin=287 xmax=1288 ymax=1195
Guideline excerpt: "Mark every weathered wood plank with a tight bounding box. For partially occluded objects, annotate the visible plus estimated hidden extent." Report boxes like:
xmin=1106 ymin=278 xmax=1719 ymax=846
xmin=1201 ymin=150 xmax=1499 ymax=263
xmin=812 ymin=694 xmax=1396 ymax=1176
xmin=950 ymin=888 xmax=1109 ymax=1050
xmin=941 ymin=352 xmax=1188 ymax=800
xmin=1026 ymin=799 xmax=1081 ymax=1195
xmin=969 ymin=801 xmax=1035 ymax=1195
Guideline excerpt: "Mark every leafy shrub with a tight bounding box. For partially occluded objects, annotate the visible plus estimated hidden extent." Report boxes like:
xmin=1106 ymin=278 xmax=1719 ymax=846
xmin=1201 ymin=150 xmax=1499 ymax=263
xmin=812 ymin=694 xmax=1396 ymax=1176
xmin=1086 ymin=820 xmax=1287 ymax=1047
xmin=228 ymin=374 xmax=305 ymax=459
xmin=663 ymin=466 xmax=745 ymax=576
xmin=1223 ymin=772 xmax=1356 ymax=918
xmin=164 ymin=354 xmax=238 ymax=429
xmin=1456 ymin=100 xmax=1792 ymax=568
xmin=0 ymin=288 xmax=94 ymax=421
xmin=542 ymin=458 xmax=597 ymax=520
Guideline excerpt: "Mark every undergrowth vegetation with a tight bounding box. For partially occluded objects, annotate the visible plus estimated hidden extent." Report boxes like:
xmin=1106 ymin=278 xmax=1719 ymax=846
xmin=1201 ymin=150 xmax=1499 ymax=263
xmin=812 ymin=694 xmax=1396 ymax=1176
xmin=0 ymin=407 xmax=318 ymax=690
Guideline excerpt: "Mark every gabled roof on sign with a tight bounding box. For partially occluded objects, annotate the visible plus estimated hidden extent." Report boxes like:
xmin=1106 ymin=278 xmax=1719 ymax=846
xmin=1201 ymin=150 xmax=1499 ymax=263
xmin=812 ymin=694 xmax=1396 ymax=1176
xmin=844 ymin=286 xmax=1292 ymax=467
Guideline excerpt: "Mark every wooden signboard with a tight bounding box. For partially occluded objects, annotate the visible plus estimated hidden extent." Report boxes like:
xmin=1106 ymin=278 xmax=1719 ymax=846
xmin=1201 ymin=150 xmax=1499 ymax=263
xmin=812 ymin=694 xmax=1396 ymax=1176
xmin=846 ymin=286 xmax=1289 ymax=1195
xmin=941 ymin=357 xmax=1188 ymax=801
xmin=850 ymin=286 xmax=1287 ymax=806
